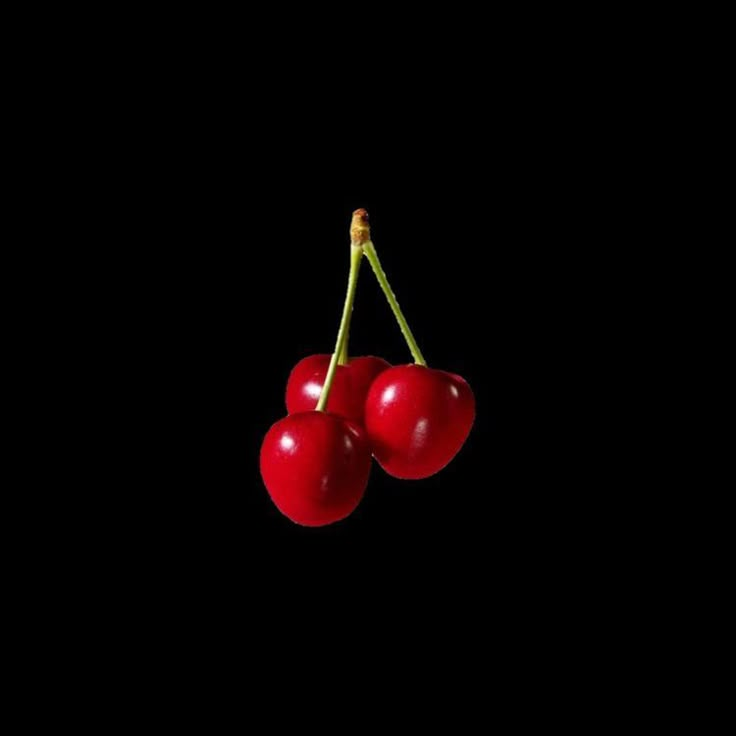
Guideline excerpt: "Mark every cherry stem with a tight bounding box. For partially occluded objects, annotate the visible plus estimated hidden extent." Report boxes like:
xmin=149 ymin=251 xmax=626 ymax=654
xmin=315 ymin=244 xmax=363 ymax=412
xmin=338 ymin=326 xmax=349 ymax=366
xmin=353 ymin=209 xmax=427 ymax=367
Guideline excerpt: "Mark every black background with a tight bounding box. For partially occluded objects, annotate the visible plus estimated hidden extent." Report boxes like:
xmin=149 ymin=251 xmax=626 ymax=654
xmin=69 ymin=61 xmax=632 ymax=643
xmin=20 ymin=16 xmax=676 ymax=711
xmin=126 ymin=150 xmax=601 ymax=595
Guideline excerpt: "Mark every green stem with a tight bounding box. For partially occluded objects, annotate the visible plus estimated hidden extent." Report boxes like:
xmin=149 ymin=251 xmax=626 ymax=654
xmin=316 ymin=245 xmax=363 ymax=411
xmin=338 ymin=327 xmax=350 ymax=365
xmin=362 ymin=239 xmax=427 ymax=366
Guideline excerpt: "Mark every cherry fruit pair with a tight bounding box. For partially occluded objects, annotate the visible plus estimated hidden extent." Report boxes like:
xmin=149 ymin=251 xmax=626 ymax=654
xmin=260 ymin=210 xmax=475 ymax=526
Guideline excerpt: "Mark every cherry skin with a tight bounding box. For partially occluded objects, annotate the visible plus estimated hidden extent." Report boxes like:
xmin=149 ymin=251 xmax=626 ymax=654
xmin=364 ymin=364 xmax=475 ymax=479
xmin=260 ymin=411 xmax=372 ymax=526
xmin=286 ymin=354 xmax=391 ymax=423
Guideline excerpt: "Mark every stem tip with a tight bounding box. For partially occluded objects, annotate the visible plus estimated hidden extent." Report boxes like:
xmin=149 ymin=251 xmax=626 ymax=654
xmin=350 ymin=209 xmax=371 ymax=246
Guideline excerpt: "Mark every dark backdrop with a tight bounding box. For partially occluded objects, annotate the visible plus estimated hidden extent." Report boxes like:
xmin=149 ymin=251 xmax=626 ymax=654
xmin=91 ymin=75 xmax=626 ymax=643
xmin=129 ymin=152 xmax=599 ymax=590
xmin=31 ymin=18 xmax=655 ymax=709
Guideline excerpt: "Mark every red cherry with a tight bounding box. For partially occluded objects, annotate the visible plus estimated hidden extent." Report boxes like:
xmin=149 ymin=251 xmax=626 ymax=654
xmin=260 ymin=411 xmax=372 ymax=526
xmin=286 ymin=354 xmax=391 ymax=422
xmin=364 ymin=364 xmax=475 ymax=479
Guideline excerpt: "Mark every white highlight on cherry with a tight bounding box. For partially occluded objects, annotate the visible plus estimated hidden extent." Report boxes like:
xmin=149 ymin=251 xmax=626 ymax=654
xmin=411 ymin=418 xmax=429 ymax=448
xmin=306 ymin=382 xmax=322 ymax=399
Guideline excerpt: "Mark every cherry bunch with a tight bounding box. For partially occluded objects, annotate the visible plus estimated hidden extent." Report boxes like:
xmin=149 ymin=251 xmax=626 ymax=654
xmin=260 ymin=210 xmax=475 ymax=526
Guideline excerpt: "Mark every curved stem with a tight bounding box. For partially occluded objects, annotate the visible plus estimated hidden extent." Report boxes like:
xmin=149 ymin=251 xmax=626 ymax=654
xmin=362 ymin=239 xmax=427 ymax=366
xmin=316 ymin=245 xmax=363 ymax=411
xmin=338 ymin=329 xmax=350 ymax=365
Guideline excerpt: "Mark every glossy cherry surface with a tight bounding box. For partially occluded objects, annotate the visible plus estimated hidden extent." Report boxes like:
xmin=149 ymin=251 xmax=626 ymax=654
xmin=286 ymin=354 xmax=391 ymax=422
xmin=260 ymin=411 xmax=372 ymax=526
xmin=364 ymin=364 xmax=475 ymax=479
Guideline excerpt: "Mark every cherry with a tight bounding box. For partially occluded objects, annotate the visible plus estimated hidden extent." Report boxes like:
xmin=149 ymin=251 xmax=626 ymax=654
xmin=261 ymin=214 xmax=372 ymax=526
xmin=286 ymin=354 xmax=391 ymax=422
xmin=260 ymin=411 xmax=372 ymax=526
xmin=364 ymin=365 xmax=475 ymax=479
xmin=351 ymin=209 xmax=474 ymax=478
